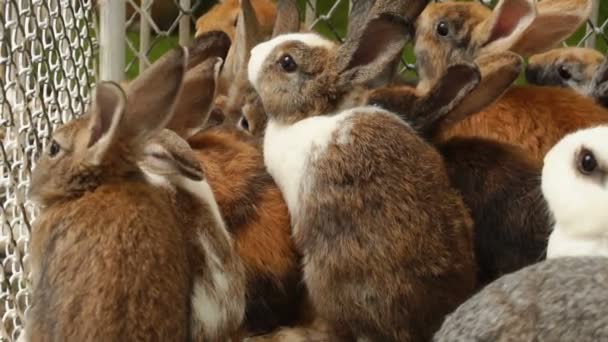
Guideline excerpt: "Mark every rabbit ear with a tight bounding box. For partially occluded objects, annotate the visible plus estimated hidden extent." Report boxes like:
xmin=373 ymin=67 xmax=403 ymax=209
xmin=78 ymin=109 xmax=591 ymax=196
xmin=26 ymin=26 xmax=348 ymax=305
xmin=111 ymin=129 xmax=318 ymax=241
xmin=167 ymin=57 xmax=223 ymax=139
xmin=438 ymin=52 xmax=523 ymax=133
xmin=347 ymin=0 xmax=374 ymax=36
xmin=410 ymin=64 xmax=481 ymax=136
xmin=187 ymin=30 xmax=231 ymax=70
xmin=272 ymin=0 xmax=300 ymax=37
xmin=141 ymin=130 xmax=204 ymax=181
xmin=509 ymin=0 xmax=592 ymax=56
xmin=123 ymin=46 xmax=188 ymax=145
xmin=591 ymin=55 xmax=608 ymax=106
xmin=221 ymin=0 xmax=262 ymax=92
xmin=85 ymin=82 xmax=127 ymax=165
xmin=336 ymin=12 xmax=411 ymax=88
xmin=477 ymin=0 xmax=536 ymax=55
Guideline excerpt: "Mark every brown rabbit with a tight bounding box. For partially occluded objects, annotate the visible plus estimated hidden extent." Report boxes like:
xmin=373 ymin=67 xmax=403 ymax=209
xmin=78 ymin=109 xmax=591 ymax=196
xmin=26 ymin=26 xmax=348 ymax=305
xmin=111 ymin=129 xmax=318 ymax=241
xmin=25 ymin=46 xmax=240 ymax=341
xmin=414 ymin=0 xmax=608 ymax=161
xmin=248 ymin=8 xmax=476 ymax=341
xmin=195 ymin=0 xmax=277 ymax=42
xmin=165 ymin=30 xmax=303 ymax=335
xmin=368 ymin=52 xmax=552 ymax=286
xmin=526 ymin=47 xmax=605 ymax=94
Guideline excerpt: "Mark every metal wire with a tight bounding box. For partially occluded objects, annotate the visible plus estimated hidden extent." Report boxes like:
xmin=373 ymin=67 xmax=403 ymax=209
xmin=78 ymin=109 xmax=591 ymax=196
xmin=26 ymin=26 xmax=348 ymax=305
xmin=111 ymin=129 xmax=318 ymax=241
xmin=0 ymin=1 xmax=606 ymax=341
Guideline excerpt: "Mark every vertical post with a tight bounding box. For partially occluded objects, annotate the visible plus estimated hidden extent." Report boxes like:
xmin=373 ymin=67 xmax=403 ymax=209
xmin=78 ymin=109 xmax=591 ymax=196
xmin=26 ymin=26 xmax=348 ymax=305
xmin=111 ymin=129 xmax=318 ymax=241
xmin=99 ymin=0 xmax=126 ymax=82
xmin=305 ymin=0 xmax=316 ymax=29
xmin=585 ymin=0 xmax=600 ymax=49
xmin=140 ymin=0 xmax=152 ymax=73
xmin=180 ymin=0 xmax=192 ymax=46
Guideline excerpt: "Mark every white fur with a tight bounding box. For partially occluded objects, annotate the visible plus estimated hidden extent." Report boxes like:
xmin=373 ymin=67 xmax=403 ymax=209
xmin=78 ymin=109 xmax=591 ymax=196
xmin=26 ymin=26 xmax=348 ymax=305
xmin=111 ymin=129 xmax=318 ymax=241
xmin=542 ymin=125 xmax=608 ymax=258
xmin=264 ymin=107 xmax=390 ymax=226
xmin=248 ymin=33 xmax=335 ymax=88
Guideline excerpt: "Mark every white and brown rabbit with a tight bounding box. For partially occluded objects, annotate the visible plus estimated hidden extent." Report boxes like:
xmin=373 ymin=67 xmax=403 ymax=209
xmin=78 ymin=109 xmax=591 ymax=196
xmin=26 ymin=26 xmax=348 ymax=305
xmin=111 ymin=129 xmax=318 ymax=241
xmin=26 ymin=44 xmax=245 ymax=341
xmin=542 ymin=125 xmax=608 ymax=259
xmin=434 ymin=256 xmax=608 ymax=341
xmin=248 ymin=9 xmax=476 ymax=342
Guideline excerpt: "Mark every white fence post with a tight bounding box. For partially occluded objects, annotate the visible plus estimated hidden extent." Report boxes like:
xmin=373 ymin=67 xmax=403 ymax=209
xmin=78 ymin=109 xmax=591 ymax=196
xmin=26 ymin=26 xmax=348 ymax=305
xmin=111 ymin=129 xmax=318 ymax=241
xmin=585 ymin=0 xmax=600 ymax=49
xmin=180 ymin=0 xmax=192 ymax=46
xmin=100 ymin=0 xmax=126 ymax=82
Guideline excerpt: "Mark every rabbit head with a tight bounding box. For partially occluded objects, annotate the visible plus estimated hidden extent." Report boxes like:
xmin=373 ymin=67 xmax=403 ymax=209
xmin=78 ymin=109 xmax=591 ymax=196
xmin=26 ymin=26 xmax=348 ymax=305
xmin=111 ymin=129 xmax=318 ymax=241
xmin=415 ymin=0 xmax=591 ymax=91
xmin=542 ymin=125 xmax=608 ymax=258
xmin=248 ymin=12 xmax=412 ymax=125
xmin=29 ymin=47 xmax=188 ymax=207
xmin=526 ymin=47 xmax=605 ymax=96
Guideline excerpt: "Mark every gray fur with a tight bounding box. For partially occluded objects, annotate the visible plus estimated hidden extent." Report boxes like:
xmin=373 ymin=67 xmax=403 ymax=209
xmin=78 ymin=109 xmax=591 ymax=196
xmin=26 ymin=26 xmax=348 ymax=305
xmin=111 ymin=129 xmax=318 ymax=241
xmin=435 ymin=257 xmax=608 ymax=341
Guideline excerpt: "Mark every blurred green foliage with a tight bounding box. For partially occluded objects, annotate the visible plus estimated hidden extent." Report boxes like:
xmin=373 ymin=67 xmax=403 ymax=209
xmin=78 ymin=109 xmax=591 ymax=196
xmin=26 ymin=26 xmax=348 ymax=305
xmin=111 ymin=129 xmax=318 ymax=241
xmin=120 ymin=0 xmax=608 ymax=81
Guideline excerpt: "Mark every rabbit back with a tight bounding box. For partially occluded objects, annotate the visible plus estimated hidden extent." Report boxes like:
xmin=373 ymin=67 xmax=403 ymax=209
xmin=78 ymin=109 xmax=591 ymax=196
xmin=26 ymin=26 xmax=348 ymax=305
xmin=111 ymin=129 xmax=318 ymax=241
xmin=435 ymin=257 xmax=608 ymax=341
xmin=27 ymin=181 xmax=190 ymax=341
xmin=266 ymin=107 xmax=476 ymax=341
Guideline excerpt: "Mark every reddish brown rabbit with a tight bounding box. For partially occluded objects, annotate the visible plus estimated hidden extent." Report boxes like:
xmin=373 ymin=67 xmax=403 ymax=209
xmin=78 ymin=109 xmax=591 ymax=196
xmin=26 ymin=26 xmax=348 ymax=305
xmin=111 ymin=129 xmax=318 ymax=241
xmin=414 ymin=0 xmax=608 ymax=160
xmin=166 ymin=30 xmax=303 ymax=335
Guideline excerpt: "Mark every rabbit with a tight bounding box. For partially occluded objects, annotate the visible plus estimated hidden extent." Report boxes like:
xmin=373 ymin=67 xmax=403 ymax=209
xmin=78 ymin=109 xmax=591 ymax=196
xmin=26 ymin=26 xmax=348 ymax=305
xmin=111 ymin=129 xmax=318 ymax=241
xmin=367 ymin=52 xmax=552 ymax=286
xmin=25 ymin=47 xmax=191 ymax=341
xmin=248 ymin=7 xmax=476 ymax=341
xmin=414 ymin=0 xmax=608 ymax=161
xmin=525 ymin=47 xmax=605 ymax=95
xmin=434 ymin=256 xmax=608 ymax=341
xmin=164 ymin=29 xmax=303 ymax=335
xmin=591 ymin=55 xmax=608 ymax=108
xmin=195 ymin=0 xmax=277 ymax=43
xmin=139 ymin=128 xmax=247 ymax=342
xmin=542 ymin=125 xmax=608 ymax=259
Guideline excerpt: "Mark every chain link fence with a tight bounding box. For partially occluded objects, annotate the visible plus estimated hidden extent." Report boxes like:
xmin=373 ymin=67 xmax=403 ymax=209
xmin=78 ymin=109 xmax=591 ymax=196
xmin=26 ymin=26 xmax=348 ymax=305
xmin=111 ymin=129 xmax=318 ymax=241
xmin=0 ymin=0 xmax=607 ymax=340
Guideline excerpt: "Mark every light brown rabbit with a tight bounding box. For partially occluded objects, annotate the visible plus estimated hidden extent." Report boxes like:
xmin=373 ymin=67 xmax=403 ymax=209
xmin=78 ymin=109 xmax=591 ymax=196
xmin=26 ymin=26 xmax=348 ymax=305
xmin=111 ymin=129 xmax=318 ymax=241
xmin=248 ymin=6 xmax=476 ymax=342
xmin=526 ymin=47 xmax=605 ymax=94
xmin=414 ymin=0 xmax=608 ymax=160
xmin=195 ymin=0 xmax=277 ymax=42
xmin=166 ymin=29 xmax=303 ymax=335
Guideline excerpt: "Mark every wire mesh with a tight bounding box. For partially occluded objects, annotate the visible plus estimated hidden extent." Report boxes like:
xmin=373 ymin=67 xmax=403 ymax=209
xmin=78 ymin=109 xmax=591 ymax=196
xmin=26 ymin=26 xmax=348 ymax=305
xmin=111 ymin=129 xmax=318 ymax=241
xmin=0 ymin=0 xmax=97 ymax=340
xmin=0 ymin=0 xmax=607 ymax=341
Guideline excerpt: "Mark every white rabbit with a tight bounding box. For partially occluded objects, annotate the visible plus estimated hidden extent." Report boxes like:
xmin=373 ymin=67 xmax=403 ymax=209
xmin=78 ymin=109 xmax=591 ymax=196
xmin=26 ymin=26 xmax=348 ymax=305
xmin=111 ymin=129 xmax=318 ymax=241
xmin=542 ymin=125 xmax=608 ymax=258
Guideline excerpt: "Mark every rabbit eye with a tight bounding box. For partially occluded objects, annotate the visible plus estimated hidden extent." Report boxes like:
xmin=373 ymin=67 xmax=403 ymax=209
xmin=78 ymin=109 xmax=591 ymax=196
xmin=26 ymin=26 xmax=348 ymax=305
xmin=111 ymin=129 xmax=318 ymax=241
xmin=278 ymin=54 xmax=297 ymax=73
xmin=558 ymin=65 xmax=571 ymax=80
xmin=238 ymin=116 xmax=250 ymax=131
xmin=436 ymin=21 xmax=449 ymax=37
xmin=577 ymin=148 xmax=598 ymax=175
xmin=49 ymin=140 xmax=61 ymax=158
xmin=233 ymin=15 xmax=239 ymax=27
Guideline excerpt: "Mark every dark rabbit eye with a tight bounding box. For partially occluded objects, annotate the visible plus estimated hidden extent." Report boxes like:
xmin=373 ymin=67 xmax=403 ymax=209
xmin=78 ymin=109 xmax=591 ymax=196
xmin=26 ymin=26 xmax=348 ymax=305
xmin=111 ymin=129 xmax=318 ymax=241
xmin=278 ymin=54 xmax=297 ymax=73
xmin=238 ymin=116 xmax=250 ymax=131
xmin=233 ymin=15 xmax=239 ymax=27
xmin=577 ymin=148 xmax=598 ymax=175
xmin=558 ymin=65 xmax=572 ymax=80
xmin=49 ymin=140 xmax=60 ymax=157
xmin=436 ymin=21 xmax=449 ymax=36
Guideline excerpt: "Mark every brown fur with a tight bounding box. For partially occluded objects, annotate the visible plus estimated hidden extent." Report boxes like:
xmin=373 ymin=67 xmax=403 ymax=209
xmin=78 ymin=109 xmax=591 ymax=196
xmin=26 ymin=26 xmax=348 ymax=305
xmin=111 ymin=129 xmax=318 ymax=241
xmin=187 ymin=125 xmax=303 ymax=334
xmin=195 ymin=0 xmax=277 ymax=41
xmin=295 ymin=112 xmax=476 ymax=341
xmin=438 ymin=85 xmax=608 ymax=161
